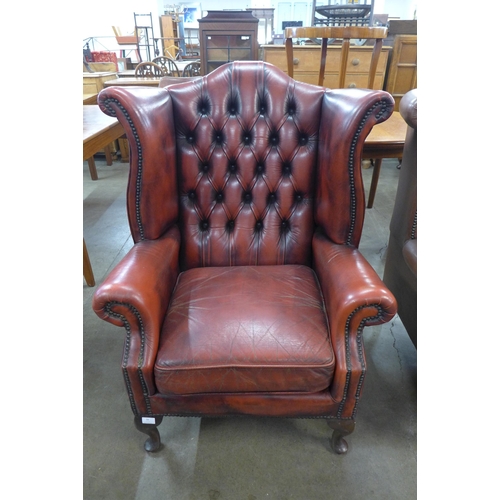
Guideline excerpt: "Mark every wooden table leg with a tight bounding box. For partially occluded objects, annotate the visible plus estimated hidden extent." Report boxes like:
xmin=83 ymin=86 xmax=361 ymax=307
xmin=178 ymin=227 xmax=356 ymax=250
xmin=87 ymin=157 xmax=98 ymax=180
xmin=367 ymin=158 xmax=382 ymax=209
xmin=104 ymin=144 xmax=113 ymax=166
xmin=83 ymin=239 xmax=95 ymax=287
xmin=118 ymin=137 xmax=129 ymax=163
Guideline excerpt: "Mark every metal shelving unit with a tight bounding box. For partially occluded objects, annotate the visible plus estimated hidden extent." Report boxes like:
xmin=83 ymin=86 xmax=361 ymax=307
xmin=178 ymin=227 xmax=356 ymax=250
xmin=312 ymin=1 xmax=374 ymax=27
xmin=134 ymin=12 xmax=156 ymax=62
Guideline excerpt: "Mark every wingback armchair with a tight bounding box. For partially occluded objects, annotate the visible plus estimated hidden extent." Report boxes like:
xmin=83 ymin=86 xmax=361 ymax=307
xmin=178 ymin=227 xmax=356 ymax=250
xmin=92 ymin=61 xmax=397 ymax=455
xmin=383 ymin=89 xmax=417 ymax=347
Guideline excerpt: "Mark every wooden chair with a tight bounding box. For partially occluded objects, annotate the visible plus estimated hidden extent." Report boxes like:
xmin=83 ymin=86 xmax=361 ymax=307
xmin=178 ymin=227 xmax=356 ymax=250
xmin=285 ymin=26 xmax=407 ymax=208
xmin=182 ymin=61 xmax=201 ymax=77
xmin=134 ymin=61 xmax=164 ymax=78
xmin=152 ymin=56 xmax=180 ymax=77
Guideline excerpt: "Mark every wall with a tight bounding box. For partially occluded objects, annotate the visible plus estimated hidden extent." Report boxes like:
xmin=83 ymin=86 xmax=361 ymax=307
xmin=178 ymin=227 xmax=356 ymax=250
xmin=82 ymin=0 xmax=416 ymax=55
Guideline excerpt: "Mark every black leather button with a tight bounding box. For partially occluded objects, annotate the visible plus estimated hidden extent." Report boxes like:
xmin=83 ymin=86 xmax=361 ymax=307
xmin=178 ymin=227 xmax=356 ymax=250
xmin=269 ymin=133 xmax=279 ymax=146
xmin=226 ymin=220 xmax=235 ymax=231
xmin=188 ymin=190 xmax=196 ymax=200
xmin=216 ymin=192 xmax=224 ymax=202
xmin=255 ymin=221 xmax=263 ymax=231
xmin=243 ymin=192 xmax=252 ymax=203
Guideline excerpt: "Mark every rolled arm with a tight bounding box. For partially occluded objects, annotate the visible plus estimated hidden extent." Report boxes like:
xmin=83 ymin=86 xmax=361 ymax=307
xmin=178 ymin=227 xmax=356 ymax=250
xmin=92 ymin=227 xmax=181 ymax=402
xmin=312 ymin=232 xmax=397 ymax=418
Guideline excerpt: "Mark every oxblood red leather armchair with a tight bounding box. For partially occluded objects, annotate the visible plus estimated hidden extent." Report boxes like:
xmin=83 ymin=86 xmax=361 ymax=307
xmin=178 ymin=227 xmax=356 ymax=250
xmin=92 ymin=61 xmax=397 ymax=455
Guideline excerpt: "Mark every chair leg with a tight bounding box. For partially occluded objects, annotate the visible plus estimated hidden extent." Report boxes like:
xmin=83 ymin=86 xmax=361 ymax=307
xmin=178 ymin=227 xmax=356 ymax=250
xmin=327 ymin=419 xmax=355 ymax=454
xmin=134 ymin=416 xmax=164 ymax=452
xmin=367 ymin=158 xmax=382 ymax=208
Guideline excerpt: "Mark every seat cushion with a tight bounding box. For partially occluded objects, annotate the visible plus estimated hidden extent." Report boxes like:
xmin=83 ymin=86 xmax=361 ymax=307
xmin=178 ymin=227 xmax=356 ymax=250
xmin=154 ymin=265 xmax=335 ymax=395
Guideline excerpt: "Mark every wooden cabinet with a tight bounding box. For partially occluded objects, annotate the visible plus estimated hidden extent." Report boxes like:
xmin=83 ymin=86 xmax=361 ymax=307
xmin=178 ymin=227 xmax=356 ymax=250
xmin=83 ymin=72 xmax=117 ymax=94
xmin=384 ymin=35 xmax=417 ymax=111
xmin=199 ymin=11 xmax=259 ymax=75
xmin=262 ymin=44 xmax=390 ymax=90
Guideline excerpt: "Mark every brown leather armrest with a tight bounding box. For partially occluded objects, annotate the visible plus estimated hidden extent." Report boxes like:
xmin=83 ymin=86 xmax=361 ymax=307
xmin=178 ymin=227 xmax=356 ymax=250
xmin=312 ymin=232 xmax=397 ymax=416
xmin=402 ymin=238 xmax=417 ymax=276
xmin=92 ymin=226 xmax=181 ymax=339
xmin=312 ymin=233 xmax=397 ymax=330
xmin=400 ymin=89 xmax=417 ymax=130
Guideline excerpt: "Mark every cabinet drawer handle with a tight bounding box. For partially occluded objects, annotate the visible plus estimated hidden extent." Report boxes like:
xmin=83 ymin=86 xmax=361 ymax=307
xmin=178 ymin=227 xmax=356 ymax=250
xmin=348 ymin=83 xmax=357 ymax=88
xmin=293 ymin=58 xmax=299 ymax=65
xmin=351 ymin=58 xmax=360 ymax=66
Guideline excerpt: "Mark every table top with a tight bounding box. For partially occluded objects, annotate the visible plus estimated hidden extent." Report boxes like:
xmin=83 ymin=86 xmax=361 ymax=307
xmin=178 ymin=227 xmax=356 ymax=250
xmin=83 ymin=71 xmax=117 ymax=78
xmin=83 ymin=105 xmax=124 ymax=160
xmin=363 ymin=111 xmax=406 ymax=158
xmin=104 ymin=78 xmax=161 ymax=87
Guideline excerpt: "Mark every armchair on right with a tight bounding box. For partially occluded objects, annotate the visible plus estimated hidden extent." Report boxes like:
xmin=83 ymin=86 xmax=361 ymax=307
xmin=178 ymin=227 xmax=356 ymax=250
xmin=383 ymin=89 xmax=417 ymax=348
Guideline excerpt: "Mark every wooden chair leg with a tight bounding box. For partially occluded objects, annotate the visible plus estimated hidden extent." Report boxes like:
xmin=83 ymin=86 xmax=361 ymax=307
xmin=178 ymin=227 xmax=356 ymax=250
xmin=367 ymin=158 xmax=382 ymax=208
xmin=83 ymin=239 xmax=95 ymax=287
xmin=134 ymin=416 xmax=163 ymax=452
xmin=87 ymin=156 xmax=98 ymax=180
xmin=327 ymin=419 xmax=355 ymax=454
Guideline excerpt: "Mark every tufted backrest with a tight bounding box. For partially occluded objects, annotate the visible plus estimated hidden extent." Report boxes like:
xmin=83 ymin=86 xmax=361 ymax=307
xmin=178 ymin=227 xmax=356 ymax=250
xmin=98 ymin=61 xmax=394 ymax=271
xmin=168 ymin=61 xmax=326 ymax=269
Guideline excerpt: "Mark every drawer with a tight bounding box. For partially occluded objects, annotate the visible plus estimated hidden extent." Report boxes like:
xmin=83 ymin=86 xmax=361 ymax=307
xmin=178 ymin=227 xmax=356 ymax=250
xmin=294 ymin=71 xmax=386 ymax=90
xmin=262 ymin=45 xmax=389 ymax=90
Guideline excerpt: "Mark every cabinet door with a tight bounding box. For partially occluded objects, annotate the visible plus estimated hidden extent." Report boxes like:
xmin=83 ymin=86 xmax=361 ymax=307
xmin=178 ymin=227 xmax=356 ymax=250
xmin=205 ymin=33 xmax=254 ymax=73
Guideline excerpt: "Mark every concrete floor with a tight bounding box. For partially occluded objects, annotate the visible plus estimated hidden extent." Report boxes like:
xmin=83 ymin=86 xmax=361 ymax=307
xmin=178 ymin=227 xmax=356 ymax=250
xmin=83 ymin=156 xmax=417 ymax=500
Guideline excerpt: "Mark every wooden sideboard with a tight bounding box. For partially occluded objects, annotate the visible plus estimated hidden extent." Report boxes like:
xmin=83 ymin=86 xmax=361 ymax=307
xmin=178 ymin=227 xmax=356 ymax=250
xmin=261 ymin=44 xmax=390 ymax=90
xmin=383 ymin=35 xmax=417 ymax=111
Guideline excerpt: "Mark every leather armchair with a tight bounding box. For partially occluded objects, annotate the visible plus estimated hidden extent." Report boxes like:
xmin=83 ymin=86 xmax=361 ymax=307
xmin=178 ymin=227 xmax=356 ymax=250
xmin=383 ymin=89 xmax=417 ymax=347
xmin=92 ymin=61 xmax=397 ymax=455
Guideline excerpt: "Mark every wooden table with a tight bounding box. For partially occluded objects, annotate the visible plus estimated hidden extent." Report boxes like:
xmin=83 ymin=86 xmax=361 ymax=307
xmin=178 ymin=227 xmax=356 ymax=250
xmin=363 ymin=112 xmax=406 ymax=208
xmin=83 ymin=93 xmax=98 ymax=105
xmin=83 ymin=105 xmax=125 ymax=180
xmin=83 ymin=105 xmax=126 ymax=287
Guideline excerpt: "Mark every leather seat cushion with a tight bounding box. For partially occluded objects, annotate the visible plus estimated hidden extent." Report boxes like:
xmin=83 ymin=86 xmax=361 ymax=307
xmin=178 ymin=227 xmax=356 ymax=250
xmin=154 ymin=265 xmax=335 ymax=395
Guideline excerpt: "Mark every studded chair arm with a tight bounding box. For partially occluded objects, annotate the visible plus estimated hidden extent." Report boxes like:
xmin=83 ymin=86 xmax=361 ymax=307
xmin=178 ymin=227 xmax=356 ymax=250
xmin=312 ymin=232 xmax=397 ymax=418
xmin=92 ymin=227 xmax=181 ymax=403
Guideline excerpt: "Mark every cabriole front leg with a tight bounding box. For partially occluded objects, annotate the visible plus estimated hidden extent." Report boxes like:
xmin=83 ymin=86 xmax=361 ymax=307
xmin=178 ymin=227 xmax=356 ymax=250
xmin=134 ymin=415 xmax=164 ymax=452
xmin=327 ymin=419 xmax=355 ymax=454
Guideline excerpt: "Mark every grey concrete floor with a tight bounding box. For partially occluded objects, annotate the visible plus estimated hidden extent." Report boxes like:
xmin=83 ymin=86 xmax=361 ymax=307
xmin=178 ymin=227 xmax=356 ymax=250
xmin=83 ymin=156 xmax=417 ymax=500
